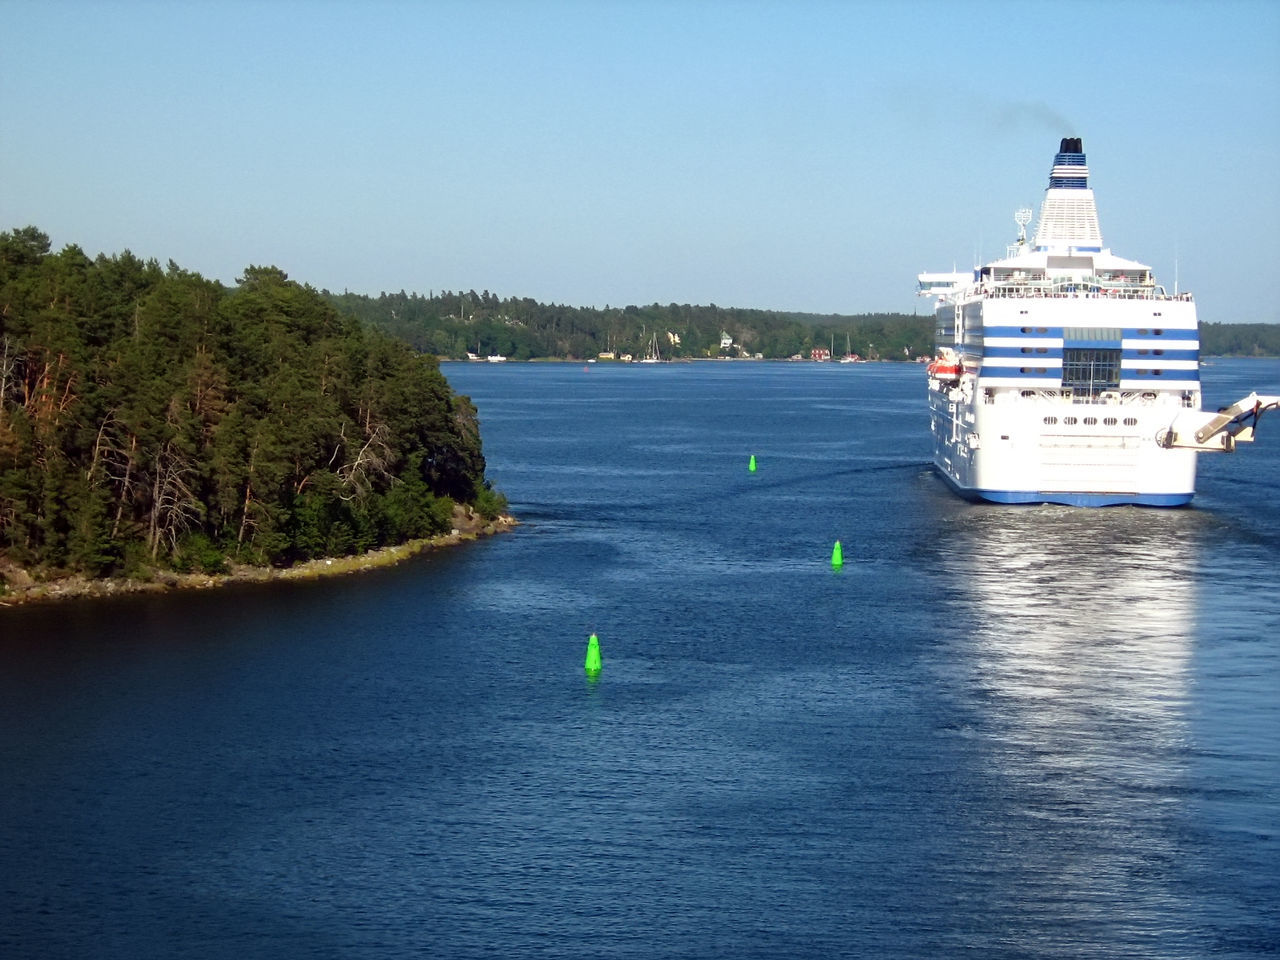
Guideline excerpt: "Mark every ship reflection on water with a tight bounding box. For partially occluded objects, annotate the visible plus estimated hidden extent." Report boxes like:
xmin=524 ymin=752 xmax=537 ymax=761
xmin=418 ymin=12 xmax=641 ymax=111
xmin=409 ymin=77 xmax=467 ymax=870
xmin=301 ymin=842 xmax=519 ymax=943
xmin=937 ymin=504 xmax=1199 ymax=747
xmin=928 ymin=505 xmax=1211 ymax=922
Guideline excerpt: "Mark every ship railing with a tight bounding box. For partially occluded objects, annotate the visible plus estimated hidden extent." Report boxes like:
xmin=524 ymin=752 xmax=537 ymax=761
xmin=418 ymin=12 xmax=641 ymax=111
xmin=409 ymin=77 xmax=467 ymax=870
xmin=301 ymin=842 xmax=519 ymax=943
xmin=979 ymin=280 xmax=1192 ymax=302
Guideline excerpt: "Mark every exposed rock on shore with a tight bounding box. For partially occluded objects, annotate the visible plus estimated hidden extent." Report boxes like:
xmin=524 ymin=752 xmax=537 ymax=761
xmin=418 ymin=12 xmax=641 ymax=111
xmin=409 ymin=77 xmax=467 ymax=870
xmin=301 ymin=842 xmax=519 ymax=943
xmin=0 ymin=508 xmax=516 ymax=607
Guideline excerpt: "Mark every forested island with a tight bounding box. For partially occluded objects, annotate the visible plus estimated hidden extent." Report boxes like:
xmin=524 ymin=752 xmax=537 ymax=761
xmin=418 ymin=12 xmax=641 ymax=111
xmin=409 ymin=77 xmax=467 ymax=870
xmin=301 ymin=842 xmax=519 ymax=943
xmin=327 ymin=289 xmax=1280 ymax=361
xmin=0 ymin=227 xmax=507 ymax=598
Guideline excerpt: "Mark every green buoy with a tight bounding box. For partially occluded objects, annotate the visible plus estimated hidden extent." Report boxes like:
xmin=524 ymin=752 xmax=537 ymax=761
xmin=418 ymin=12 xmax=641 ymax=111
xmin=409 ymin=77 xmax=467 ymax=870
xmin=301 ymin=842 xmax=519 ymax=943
xmin=831 ymin=540 xmax=843 ymax=569
xmin=584 ymin=632 xmax=602 ymax=676
xmin=748 ymin=454 xmax=757 ymax=473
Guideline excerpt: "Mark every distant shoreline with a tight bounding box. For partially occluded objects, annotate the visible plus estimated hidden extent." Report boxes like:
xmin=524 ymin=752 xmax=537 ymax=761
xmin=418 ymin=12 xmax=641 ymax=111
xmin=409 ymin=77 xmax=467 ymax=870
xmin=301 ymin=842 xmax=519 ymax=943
xmin=0 ymin=511 xmax=517 ymax=608
xmin=438 ymin=354 xmax=1278 ymax=363
xmin=441 ymin=357 xmax=908 ymax=364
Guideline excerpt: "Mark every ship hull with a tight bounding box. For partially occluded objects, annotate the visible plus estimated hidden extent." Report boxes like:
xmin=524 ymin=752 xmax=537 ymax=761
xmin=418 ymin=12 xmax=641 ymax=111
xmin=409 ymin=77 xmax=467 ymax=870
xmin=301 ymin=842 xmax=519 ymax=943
xmin=927 ymin=295 xmax=1200 ymax=508
xmin=929 ymin=454 xmax=1194 ymax=507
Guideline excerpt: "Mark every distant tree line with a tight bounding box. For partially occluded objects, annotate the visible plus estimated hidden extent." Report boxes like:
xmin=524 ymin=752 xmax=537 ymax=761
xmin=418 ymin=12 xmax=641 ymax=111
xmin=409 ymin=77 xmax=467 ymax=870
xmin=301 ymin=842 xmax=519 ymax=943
xmin=1200 ymin=322 xmax=1280 ymax=357
xmin=0 ymin=226 xmax=504 ymax=580
xmin=328 ymin=290 xmax=1278 ymax=362
xmin=326 ymin=289 xmax=935 ymax=361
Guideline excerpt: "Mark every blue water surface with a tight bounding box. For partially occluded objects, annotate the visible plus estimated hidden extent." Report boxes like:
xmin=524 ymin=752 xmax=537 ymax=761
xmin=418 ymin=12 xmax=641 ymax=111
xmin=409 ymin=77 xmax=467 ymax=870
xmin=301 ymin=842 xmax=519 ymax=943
xmin=1 ymin=359 xmax=1277 ymax=959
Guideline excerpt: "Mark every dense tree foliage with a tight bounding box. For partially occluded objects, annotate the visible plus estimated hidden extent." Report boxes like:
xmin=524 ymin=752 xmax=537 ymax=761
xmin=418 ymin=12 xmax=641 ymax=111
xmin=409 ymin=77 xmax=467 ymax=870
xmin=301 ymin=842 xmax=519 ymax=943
xmin=326 ymin=289 xmax=935 ymax=361
xmin=1200 ymin=322 xmax=1280 ymax=357
xmin=0 ymin=227 xmax=502 ymax=579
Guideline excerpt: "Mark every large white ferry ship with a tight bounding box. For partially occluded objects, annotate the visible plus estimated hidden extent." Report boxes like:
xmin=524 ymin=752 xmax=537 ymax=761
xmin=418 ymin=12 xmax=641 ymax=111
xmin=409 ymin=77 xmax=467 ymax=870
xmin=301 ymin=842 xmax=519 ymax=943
xmin=919 ymin=138 xmax=1277 ymax=506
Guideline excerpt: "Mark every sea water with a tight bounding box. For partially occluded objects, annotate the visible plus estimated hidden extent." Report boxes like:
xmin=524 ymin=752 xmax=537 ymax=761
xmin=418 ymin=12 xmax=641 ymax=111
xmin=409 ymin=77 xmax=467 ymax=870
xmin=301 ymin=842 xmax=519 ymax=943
xmin=1 ymin=359 xmax=1277 ymax=959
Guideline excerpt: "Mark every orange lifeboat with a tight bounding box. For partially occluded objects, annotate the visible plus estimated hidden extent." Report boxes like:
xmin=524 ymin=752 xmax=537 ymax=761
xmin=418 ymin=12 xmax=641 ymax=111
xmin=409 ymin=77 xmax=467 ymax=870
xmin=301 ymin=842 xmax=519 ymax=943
xmin=927 ymin=352 xmax=962 ymax=381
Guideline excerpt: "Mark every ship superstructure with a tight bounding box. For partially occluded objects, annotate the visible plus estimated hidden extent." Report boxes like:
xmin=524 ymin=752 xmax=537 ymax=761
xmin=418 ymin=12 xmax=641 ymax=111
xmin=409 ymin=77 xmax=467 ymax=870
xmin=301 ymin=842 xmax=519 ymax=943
xmin=919 ymin=138 xmax=1276 ymax=506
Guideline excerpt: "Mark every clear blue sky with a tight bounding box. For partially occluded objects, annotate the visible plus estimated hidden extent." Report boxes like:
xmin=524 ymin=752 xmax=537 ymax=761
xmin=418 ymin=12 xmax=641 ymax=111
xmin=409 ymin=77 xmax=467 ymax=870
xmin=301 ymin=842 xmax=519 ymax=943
xmin=4 ymin=0 xmax=1278 ymax=321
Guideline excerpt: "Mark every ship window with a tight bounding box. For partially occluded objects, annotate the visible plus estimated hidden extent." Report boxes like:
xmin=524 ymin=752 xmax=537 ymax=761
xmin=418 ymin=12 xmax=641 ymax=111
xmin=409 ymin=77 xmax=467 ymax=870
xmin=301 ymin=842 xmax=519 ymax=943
xmin=1154 ymin=329 xmax=1164 ymax=335
xmin=1063 ymin=416 xmax=1078 ymax=425
xmin=1139 ymin=349 xmax=1149 ymax=355
xmin=1021 ymin=390 xmax=1035 ymax=398
xmin=1124 ymin=417 xmax=1138 ymax=426
xmin=1084 ymin=417 xmax=1097 ymax=425
xmin=1104 ymin=417 xmax=1118 ymax=426
xmin=1153 ymin=369 xmax=1163 ymax=376
xmin=1036 ymin=347 xmax=1047 ymax=354
xmin=1153 ymin=312 xmax=1162 ymax=317
xmin=1061 ymin=347 xmax=1121 ymax=395
xmin=1043 ymin=417 xmax=1058 ymax=425
xmin=1154 ymin=349 xmax=1164 ymax=356
xmin=1138 ymin=328 xmax=1149 ymax=335
xmin=1021 ymin=326 xmax=1031 ymax=333
xmin=1036 ymin=327 xmax=1047 ymax=334
xmin=1065 ymin=327 xmax=1122 ymax=342
xmin=1021 ymin=347 xmax=1032 ymax=353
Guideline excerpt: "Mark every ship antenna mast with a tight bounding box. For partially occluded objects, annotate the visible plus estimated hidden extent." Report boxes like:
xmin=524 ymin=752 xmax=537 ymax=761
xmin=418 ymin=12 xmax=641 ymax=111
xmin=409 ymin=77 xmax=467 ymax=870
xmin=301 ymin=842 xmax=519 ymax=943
xmin=1014 ymin=207 xmax=1032 ymax=245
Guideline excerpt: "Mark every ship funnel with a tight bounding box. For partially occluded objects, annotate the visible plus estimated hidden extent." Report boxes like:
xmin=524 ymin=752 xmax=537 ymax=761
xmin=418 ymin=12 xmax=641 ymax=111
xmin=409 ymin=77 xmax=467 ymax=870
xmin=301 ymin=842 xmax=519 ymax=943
xmin=1033 ymin=137 xmax=1102 ymax=249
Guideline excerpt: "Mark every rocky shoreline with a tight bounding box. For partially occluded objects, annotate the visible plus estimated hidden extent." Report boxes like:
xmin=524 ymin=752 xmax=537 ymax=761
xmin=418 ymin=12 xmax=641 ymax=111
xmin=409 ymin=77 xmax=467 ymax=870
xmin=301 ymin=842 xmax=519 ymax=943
xmin=0 ymin=509 xmax=517 ymax=607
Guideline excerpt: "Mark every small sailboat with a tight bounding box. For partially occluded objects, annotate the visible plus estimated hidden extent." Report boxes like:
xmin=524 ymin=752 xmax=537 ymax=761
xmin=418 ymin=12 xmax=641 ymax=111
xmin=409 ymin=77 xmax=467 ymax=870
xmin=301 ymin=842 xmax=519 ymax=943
xmin=840 ymin=332 xmax=860 ymax=363
xmin=638 ymin=332 xmax=663 ymax=363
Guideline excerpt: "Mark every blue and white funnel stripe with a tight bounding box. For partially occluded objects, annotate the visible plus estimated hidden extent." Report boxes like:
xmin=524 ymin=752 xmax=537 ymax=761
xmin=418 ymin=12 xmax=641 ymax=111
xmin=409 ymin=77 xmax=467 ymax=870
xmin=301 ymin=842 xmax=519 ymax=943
xmin=1048 ymin=136 xmax=1089 ymax=188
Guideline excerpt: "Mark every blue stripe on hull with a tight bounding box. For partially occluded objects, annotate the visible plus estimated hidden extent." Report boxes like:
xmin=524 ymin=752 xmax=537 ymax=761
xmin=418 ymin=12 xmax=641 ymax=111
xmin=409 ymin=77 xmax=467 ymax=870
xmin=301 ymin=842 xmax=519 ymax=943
xmin=932 ymin=466 xmax=1194 ymax=508
xmin=979 ymin=346 xmax=1200 ymax=362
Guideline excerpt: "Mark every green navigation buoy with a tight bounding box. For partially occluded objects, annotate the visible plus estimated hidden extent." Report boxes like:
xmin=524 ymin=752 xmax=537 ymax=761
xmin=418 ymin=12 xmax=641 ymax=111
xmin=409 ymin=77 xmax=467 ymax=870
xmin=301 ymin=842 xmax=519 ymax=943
xmin=831 ymin=540 xmax=844 ymax=569
xmin=748 ymin=454 xmax=757 ymax=473
xmin=584 ymin=632 xmax=602 ymax=676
